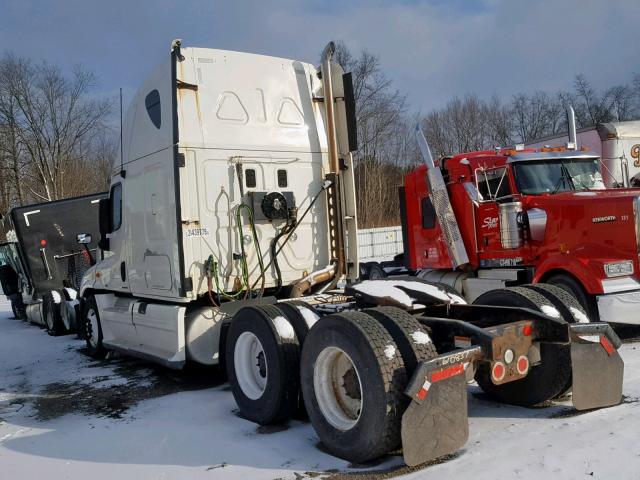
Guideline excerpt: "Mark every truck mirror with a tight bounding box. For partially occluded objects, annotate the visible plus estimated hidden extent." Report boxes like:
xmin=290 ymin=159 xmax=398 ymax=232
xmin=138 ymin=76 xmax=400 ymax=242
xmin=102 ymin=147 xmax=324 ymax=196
xmin=76 ymin=233 xmax=92 ymax=244
xmin=342 ymin=72 xmax=358 ymax=153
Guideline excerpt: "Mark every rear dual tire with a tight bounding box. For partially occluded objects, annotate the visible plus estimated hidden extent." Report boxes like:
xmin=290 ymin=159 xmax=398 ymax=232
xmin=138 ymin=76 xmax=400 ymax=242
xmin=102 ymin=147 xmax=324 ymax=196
xmin=301 ymin=308 xmax=436 ymax=464
xmin=226 ymin=305 xmax=301 ymax=425
xmin=473 ymin=286 xmax=572 ymax=406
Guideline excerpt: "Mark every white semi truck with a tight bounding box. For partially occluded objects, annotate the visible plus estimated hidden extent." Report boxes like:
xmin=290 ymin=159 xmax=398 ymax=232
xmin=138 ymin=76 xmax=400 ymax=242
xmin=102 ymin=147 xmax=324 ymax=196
xmin=526 ymin=120 xmax=640 ymax=187
xmin=77 ymin=40 xmax=625 ymax=466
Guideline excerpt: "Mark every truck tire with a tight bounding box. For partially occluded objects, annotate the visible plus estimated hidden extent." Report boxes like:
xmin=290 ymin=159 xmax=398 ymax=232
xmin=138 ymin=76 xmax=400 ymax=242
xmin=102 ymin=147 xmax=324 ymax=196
xmin=521 ymin=283 xmax=589 ymax=398
xmin=522 ymin=283 xmax=589 ymax=324
xmin=275 ymin=301 xmax=320 ymax=418
xmin=546 ymin=274 xmax=598 ymax=322
xmin=83 ymin=295 xmax=107 ymax=359
xmin=473 ymin=287 xmax=571 ymax=406
xmin=360 ymin=262 xmax=386 ymax=280
xmin=300 ymin=311 xmax=407 ymax=464
xmin=275 ymin=301 xmax=319 ymax=345
xmin=364 ymin=306 xmax=437 ymax=375
xmin=43 ymin=292 xmax=65 ymax=336
xmin=226 ymin=305 xmax=300 ymax=425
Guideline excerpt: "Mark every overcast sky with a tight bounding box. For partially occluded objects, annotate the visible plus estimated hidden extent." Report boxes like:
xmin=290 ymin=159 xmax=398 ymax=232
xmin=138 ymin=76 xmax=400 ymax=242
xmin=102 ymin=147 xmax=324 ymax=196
xmin=1 ymin=0 xmax=638 ymax=113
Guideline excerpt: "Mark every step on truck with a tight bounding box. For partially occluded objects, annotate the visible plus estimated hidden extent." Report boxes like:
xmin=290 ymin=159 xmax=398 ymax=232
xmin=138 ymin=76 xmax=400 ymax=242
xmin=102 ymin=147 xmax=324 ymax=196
xmin=77 ymin=40 xmax=624 ymax=466
xmin=4 ymin=193 xmax=105 ymax=334
xmin=402 ymin=110 xmax=640 ymax=324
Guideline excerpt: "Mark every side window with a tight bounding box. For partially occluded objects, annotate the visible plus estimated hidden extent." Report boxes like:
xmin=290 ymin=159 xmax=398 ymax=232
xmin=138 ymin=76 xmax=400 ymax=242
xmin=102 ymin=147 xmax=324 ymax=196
xmin=476 ymin=167 xmax=511 ymax=201
xmin=110 ymin=183 xmax=123 ymax=231
xmin=421 ymin=197 xmax=437 ymax=229
xmin=245 ymin=169 xmax=257 ymax=188
xmin=145 ymin=89 xmax=161 ymax=129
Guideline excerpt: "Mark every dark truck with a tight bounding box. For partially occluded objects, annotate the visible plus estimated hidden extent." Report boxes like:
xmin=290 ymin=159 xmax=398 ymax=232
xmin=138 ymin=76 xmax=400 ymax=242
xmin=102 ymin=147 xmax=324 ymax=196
xmin=7 ymin=192 xmax=106 ymax=335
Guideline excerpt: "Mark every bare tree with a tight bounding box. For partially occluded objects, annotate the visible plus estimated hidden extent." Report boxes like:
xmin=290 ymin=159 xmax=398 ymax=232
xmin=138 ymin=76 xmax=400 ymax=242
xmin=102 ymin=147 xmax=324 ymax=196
xmin=0 ymin=53 xmax=113 ymax=203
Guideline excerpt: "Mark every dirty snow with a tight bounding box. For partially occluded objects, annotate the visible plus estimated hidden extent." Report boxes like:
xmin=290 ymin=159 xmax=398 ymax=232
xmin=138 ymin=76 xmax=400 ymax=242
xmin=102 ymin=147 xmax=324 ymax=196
xmin=540 ymin=305 xmax=561 ymax=318
xmin=410 ymin=331 xmax=432 ymax=345
xmin=570 ymin=307 xmax=590 ymax=323
xmin=384 ymin=344 xmax=397 ymax=360
xmin=1 ymin=297 xmax=640 ymax=479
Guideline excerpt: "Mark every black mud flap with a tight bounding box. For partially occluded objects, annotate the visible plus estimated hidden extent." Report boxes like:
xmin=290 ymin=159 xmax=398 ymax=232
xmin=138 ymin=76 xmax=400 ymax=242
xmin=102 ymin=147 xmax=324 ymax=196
xmin=569 ymin=323 xmax=624 ymax=410
xmin=401 ymin=346 xmax=482 ymax=466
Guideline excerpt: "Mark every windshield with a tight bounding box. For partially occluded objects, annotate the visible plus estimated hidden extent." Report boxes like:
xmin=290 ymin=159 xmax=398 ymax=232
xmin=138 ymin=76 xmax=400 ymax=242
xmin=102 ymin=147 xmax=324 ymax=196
xmin=513 ymin=159 xmax=605 ymax=195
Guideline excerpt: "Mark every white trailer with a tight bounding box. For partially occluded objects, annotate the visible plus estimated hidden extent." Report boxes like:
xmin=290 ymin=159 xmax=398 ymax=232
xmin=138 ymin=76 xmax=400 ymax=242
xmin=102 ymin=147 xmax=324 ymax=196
xmin=76 ymin=40 xmax=624 ymax=467
xmin=526 ymin=121 xmax=640 ymax=187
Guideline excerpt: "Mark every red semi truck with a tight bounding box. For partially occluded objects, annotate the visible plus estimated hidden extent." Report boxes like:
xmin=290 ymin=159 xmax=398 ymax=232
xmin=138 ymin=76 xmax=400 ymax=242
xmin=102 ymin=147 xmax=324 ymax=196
xmin=402 ymin=119 xmax=640 ymax=323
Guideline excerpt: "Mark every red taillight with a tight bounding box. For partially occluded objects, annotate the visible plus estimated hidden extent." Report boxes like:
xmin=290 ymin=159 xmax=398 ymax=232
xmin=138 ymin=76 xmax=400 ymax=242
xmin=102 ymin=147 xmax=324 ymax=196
xmin=516 ymin=355 xmax=529 ymax=375
xmin=40 ymin=239 xmax=47 ymax=247
xmin=522 ymin=324 xmax=532 ymax=336
xmin=491 ymin=362 xmax=506 ymax=382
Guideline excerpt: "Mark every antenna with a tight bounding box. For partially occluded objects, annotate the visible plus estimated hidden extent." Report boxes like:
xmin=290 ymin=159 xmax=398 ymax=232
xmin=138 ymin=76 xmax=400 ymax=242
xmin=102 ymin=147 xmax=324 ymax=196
xmin=120 ymin=87 xmax=126 ymax=178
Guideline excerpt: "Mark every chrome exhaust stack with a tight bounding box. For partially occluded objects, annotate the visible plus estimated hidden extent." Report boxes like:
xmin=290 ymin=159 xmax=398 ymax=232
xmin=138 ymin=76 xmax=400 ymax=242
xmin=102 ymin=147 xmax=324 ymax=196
xmin=320 ymin=41 xmax=345 ymax=286
xmin=415 ymin=125 xmax=469 ymax=269
xmin=566 ymin=105 xmax=578 ymax=150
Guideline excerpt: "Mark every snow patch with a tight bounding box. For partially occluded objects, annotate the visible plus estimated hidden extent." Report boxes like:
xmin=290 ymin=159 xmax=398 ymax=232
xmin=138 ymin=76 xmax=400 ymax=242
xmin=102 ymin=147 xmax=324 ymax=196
xmin=295 ymin=305 xmax=320 ymax=329
xmin=50 ymin=290 xmax=62 ymax=303
xmin=351 ymin=280 xmax=467 ymax=308
xmin=410 ymin=331 xmax=432 ymax=345
xmin=570 ymin=306 xmax=590 ymax=323
xmin=272 ymin=316 xmax=295 ymax=340
xmin=383 ymin=344 xmax=396 ymax=360
xmin=540 ymin=305 xmax=561 ymax=318
xmin=351 ymin=282 xmax=413 ymax=308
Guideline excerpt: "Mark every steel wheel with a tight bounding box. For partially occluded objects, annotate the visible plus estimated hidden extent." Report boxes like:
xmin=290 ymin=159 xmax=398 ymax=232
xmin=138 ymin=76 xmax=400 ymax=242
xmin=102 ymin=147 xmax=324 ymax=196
xmin=313 ymin=346 xmax=363 ymax=431
xmin=234 ymin=331 xmax=269 ymax=400
xmin=86 ymin=306 xmax=100 ymax=348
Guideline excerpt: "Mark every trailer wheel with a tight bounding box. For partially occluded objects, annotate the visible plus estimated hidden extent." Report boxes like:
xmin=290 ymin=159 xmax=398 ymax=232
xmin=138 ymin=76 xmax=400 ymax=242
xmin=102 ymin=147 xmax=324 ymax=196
xmin=522 ymin=283 xmax=589 ymax=324
xmin=473 ymin=287 xmax=571 ymax=406
xmin=226 ymin=305 xmax=300 ymax=425
xmin=301 ymin=311 xmax=407 ymax=463
xmin=546 ymin=274 xmax=598 ymax=322
xmin=43 ymin=292 xmax=65 ymax=336
xmin=83 ymin=295 xmax=106 ymax=359
xmin=364 ymin=306 xmax=437 ymax=375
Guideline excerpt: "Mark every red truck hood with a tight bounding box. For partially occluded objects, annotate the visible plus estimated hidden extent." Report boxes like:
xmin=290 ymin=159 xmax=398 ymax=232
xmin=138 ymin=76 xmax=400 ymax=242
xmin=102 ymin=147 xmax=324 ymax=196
xmin=522 ymin=189 xmax=640 ymax=290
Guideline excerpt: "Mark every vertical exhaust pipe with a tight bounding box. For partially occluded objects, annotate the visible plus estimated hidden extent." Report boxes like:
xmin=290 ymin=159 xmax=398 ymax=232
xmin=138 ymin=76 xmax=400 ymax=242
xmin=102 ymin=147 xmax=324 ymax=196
xmin=566 ymin=105 xmax=578 ymax=150
xmin=320 ymin=41 xmax=345 ymax=284
xmin=415 ymin=125 xmax=469 ymax=269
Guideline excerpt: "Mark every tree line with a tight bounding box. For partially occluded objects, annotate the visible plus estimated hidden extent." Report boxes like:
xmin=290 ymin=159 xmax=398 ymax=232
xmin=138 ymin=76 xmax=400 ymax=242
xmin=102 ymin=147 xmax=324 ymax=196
xmin=331 ymin=42 xmax=640 ymax=227
xmin=0 ymin=53 xmax=115 ymax=219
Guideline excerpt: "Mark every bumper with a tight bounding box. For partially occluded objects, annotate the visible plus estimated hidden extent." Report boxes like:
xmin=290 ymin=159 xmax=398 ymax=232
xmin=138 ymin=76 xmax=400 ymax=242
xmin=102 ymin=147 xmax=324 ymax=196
xmin=597 ymin=289 xmax=640 ymax=324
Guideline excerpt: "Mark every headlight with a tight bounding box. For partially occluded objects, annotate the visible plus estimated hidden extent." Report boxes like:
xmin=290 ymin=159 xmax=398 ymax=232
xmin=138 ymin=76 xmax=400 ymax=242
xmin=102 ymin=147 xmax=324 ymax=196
xmin=604 ymin=260 xmax=634 ymax=278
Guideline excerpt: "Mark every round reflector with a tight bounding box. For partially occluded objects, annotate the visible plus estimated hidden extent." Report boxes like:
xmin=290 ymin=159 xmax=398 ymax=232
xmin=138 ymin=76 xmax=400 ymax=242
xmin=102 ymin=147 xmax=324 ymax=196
xmin=491 ymin=361 xmax=506 ymax=382
xmin=516 ymin=355 xmax=529 ymax=375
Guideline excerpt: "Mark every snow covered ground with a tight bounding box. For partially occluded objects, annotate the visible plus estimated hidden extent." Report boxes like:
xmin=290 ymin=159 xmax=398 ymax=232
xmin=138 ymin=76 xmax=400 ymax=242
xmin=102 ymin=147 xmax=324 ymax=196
xmin=1 ymin=296 xmax=639 ymax=479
